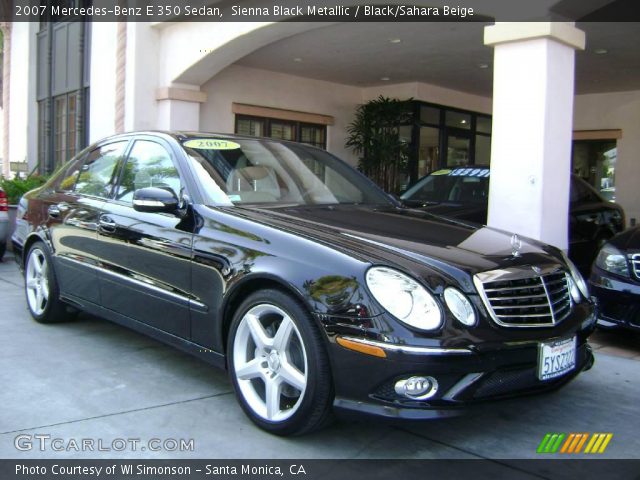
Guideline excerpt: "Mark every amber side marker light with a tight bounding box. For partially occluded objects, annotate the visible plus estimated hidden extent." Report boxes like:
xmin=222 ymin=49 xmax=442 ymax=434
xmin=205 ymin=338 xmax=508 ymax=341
xmin=336 ymin=337 xmax=387 ymax=358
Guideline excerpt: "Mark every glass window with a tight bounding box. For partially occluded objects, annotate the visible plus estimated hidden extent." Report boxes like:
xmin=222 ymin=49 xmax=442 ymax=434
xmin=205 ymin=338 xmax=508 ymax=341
xmin=570 ymin=176 xmax=601 ymax=204
xmin=116 ymin=140 xmax=182 ymax=204
xmin=401 ymin=168 xmax=490 ymax=205
xmin=475 ymin=135 xmax=491 ymax=165
xmin=571 ymin=140 xmax=616 ymax=202
xmin=269 ymin=120 xmax=296 ymax=142
xmin=445 ymin=110 xmax=471 ymax=130
xmin=446 ymin=133 xmax=470 ymax=166
xmin=235 ymin=114 xmax=327 ymax=149
xmin=300 ymin=124 xmax=326 ymax=149
xmin=236 ymin=117 xmax=264 ymax=137
xmin=67 ymin=92 xmax=78 ymax=158
xmin=75 ymin=142 xmax=127 ymax=198
xmin=476 ymin=116 xmax=492 ymax=134
xmin=418 ymin=127 xmax=439 ymax=178
xmin=54 ymin=96 xmax=67 ymax=166
xmin=420 ymin=105 xmax=440 ymax=125
xmin=182 ymin=137 xmax=391 ymax=206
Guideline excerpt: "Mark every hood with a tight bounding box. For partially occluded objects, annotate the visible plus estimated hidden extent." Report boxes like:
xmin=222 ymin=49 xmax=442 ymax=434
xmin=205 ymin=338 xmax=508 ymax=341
xmin=401 ymin=200 xmax=488 ymax=225
xmin=227 ymin=204 xmax=563 ymax=289
xmin=609 ymin=225 xmax=640 ymax=252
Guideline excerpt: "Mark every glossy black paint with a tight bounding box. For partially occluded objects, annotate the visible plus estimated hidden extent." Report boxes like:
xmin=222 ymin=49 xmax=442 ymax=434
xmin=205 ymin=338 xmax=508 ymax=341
xmin=401 ymin=166 xmax=625 ymax=274
xmin=13 ymin=132 xmax=597 ymax=420
xmin=589 ymin=226 xmax=640 ymax=331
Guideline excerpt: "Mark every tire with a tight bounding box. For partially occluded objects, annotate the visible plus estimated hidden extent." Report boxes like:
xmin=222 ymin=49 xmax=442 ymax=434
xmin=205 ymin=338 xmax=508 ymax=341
xmin=0 ymin=241 xmax=5 ymax=262
xmin=24 ymin=241 xmax=73 ymax=323
xmin=227 ymin=289 xmax=333 ymax=436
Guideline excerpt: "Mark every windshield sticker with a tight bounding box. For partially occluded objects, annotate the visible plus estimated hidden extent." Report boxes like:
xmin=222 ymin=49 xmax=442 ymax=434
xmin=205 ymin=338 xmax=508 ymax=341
xmin=183 ymin=139 xmax=241 ymax=150
xmin=431 ymin=169 xmax=452 ymax=176
xmin=450 ymin=168 xmax=490 ymax=178
xmin=227 ymin=195 xmax=242 ymax=202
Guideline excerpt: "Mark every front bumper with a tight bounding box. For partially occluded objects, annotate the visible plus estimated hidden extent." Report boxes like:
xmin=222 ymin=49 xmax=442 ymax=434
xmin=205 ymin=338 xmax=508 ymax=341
xmin=329 ymin=312 xmax=596 ymax=421
xmin=589 ymin=266 xmax=640 ymax=331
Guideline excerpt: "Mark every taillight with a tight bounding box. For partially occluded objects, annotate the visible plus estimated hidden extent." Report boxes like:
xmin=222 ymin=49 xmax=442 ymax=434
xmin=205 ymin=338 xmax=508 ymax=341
xmin=0 ymin=191 xmax=8 ymax=212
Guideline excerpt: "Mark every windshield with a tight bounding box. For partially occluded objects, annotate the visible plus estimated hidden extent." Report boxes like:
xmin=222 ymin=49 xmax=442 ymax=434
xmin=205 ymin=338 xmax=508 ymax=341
xmin=181 ymin=137 xmax=392 ymax=207
xmin=401 ymin=168 xmax=490 ymax=205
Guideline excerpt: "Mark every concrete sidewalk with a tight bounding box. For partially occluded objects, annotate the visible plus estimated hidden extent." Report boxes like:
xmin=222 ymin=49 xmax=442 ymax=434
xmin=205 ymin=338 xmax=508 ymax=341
xmin=1 ymin=256 xmax=639 ymax=461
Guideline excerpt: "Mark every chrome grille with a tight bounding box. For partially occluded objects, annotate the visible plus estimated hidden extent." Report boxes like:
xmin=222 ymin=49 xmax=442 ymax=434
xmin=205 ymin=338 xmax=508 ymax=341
xmin=631 ymin=254 xmax=640 ymax=280
xmin=474 ymin=265 xmax=573 ymax=327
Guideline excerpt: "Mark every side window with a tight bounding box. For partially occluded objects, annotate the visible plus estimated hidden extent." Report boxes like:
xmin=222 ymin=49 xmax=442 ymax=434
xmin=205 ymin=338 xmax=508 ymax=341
xmin=74 ymin=142 xmax=128 ymax=198
xmin=50 ymin=154 xmax=85 ymax=193
xmin=115 ymin=140 xmax=182 ymax=204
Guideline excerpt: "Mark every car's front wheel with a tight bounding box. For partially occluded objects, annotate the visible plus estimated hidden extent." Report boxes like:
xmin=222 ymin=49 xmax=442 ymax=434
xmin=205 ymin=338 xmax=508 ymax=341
xmin=228 ymin=289 xmax=333 ymax=435
xmin=25 ymin=241 xmax=72 ymax=323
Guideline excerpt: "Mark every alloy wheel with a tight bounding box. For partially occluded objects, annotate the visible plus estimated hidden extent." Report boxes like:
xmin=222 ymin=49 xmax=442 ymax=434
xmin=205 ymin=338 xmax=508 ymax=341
xmin=232 ymin=303 xmax=308 ymax=422
xmin=26 ymin=248 xmax=50 ymax=316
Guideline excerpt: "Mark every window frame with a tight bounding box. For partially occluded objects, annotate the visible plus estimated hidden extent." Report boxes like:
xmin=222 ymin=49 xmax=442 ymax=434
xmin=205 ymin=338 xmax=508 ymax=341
xmin=110 ymin=137 xmax=189 ymax=208
xmin=235 ymin=114 xmax=328 ymax=150
xmin=71 ymin=140 xmax=131 ymax=200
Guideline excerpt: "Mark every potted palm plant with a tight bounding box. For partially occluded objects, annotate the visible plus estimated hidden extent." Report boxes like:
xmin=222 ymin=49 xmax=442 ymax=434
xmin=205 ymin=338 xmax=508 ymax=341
xmin=345 ymin=96 xmax=413 ymax=193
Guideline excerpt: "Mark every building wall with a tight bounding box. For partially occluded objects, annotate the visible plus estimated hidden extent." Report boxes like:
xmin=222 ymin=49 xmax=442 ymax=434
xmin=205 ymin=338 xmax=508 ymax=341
xmin=8 ymin=23 xmax=30 ymax=170
xmin=199 ymin=64 xmax=362 ymax=165
xmin=363 ymin=82 xmax=492 ymax=114
xmin=88 ymin=22 xmax=118 ymax=143
xmin=574 ymin=90 xmax=640 ymax=225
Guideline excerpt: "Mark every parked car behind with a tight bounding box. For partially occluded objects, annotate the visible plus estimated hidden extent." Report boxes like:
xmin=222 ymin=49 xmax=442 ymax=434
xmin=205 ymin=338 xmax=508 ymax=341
xmin=400 ymin=166 xmax=625 ymax=274
xmin=13 ymin=132 xmax=595 ymax=435
xmin=0 ymin=187 xmax=9 ymax=261
xmin=589 ymin=225 xmax=640 ymax=331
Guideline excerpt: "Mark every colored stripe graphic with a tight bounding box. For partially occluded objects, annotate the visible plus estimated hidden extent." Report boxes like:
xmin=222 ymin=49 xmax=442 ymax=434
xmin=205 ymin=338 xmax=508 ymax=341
xmin=537 ymin=433 xmax=565 ymax=453
xmin=539 ymin=433 xmax=613 ymax=454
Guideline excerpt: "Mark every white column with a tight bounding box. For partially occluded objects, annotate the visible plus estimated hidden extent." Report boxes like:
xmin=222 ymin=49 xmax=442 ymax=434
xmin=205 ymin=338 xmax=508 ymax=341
xmin=155 ymin=86 xmax=207 ymax=131
xmin=484 ymin=23 xmax=585 ymax=251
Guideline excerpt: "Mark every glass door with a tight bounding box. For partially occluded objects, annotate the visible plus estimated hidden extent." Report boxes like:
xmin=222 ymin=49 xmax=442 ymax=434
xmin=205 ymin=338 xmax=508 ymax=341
xmin=444 ymin=131 xmax=471 ymax=167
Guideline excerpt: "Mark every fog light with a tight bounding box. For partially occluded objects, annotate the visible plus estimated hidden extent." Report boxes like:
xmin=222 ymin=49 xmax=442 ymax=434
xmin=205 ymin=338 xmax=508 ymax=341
xmin=394 ymin=376 xmax=439 ymax=400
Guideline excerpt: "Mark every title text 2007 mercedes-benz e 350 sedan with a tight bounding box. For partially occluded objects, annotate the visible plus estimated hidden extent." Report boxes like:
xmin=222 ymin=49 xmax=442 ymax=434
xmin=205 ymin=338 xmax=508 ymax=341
xmin=13 ymin=132 xmax=596 ymax=435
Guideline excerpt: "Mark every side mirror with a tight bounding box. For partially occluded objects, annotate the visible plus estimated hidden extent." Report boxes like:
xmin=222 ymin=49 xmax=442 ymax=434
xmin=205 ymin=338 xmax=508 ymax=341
xmin=132 ymin=187 xmax=180 ymax=213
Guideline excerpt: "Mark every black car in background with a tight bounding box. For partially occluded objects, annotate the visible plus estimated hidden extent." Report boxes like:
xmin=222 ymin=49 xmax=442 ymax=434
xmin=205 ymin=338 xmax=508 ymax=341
xmin=400 ymin=166 xmax=625 ymax=274
xmin=13 ymin=132 xmax=595 ymax=435
xmin=590 ymin=226 xmax=640 ymax=331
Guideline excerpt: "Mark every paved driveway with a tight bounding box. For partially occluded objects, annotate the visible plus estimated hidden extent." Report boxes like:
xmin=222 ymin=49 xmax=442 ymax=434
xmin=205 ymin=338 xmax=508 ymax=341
xmin=1 ymin=256 xmax=639 ymax=461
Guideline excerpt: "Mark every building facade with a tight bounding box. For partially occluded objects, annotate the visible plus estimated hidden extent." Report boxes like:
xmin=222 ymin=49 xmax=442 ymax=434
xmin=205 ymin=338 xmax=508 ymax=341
xmin=2 ymin=15 xmax=639 ymax=251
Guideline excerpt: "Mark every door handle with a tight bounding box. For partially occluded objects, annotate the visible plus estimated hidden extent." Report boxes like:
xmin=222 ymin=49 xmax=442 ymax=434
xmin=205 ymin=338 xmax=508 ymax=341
xmin=47 ymin=203 xmax=69 ymax=218
xmin=98 ymin=216 xmax=117 ymax=233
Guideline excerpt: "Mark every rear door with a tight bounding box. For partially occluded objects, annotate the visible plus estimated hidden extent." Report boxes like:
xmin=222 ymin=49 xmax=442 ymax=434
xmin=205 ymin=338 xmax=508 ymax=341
xmin=46 ymin=141 xmax=129 ymax=304
xmin=95 ymin=137 xmax=193 ymax=338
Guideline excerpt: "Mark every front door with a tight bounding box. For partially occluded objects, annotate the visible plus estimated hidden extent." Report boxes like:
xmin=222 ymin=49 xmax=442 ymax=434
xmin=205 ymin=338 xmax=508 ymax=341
xmin=95 ymin=138 xmax=193 ymax=338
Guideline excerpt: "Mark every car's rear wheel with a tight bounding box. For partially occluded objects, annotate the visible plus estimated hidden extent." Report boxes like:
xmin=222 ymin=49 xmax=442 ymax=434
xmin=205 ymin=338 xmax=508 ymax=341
xmin=228 ymin=289 xmax=333 ymax=435
xmin=0 ymin=241 xmax=5 ymax=261
xmin=25 ymin=241 xmax=72 ymax=323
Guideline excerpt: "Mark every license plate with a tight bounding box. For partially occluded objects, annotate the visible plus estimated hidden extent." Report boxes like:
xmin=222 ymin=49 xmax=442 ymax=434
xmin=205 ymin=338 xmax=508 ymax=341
xmin=538 ymin=337 xmax=576 ymax=381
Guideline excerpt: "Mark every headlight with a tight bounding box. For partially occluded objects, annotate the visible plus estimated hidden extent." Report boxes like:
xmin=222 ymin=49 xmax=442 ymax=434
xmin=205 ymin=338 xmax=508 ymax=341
xmin=595 ymin=244 xmax=629 ymax=278
xmin=444 ymin=287 xmax=476 ymax=327
xmin=561 ymin=252 xmax=589 ymax=299
xmin=365 ymin=267 xmax=442 ymax=331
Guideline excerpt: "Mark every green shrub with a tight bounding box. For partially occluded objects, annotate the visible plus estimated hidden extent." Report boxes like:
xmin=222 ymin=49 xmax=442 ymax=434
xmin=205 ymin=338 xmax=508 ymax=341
xmin=0 ymin=175 xmax=49 ymax=205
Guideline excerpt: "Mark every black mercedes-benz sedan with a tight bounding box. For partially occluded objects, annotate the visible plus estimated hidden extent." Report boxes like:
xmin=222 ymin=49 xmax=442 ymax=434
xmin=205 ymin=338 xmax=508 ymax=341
xmin=400 ymin=166 xmax=625 ymax=275
xmin=12 ymin=132 xmax=595 ymax=435
xmin=589 ymin=225 xmax=640 ymax=331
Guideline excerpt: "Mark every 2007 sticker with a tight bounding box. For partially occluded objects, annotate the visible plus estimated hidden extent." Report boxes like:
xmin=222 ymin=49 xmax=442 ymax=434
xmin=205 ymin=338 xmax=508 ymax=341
xmin=183 ymin=139 xmax=241 ymax=150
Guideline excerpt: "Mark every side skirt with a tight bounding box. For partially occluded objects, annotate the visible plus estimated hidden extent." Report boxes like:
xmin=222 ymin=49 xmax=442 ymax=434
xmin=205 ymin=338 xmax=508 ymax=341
xmin=60 ymin=294 xmax=226 ymax=370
